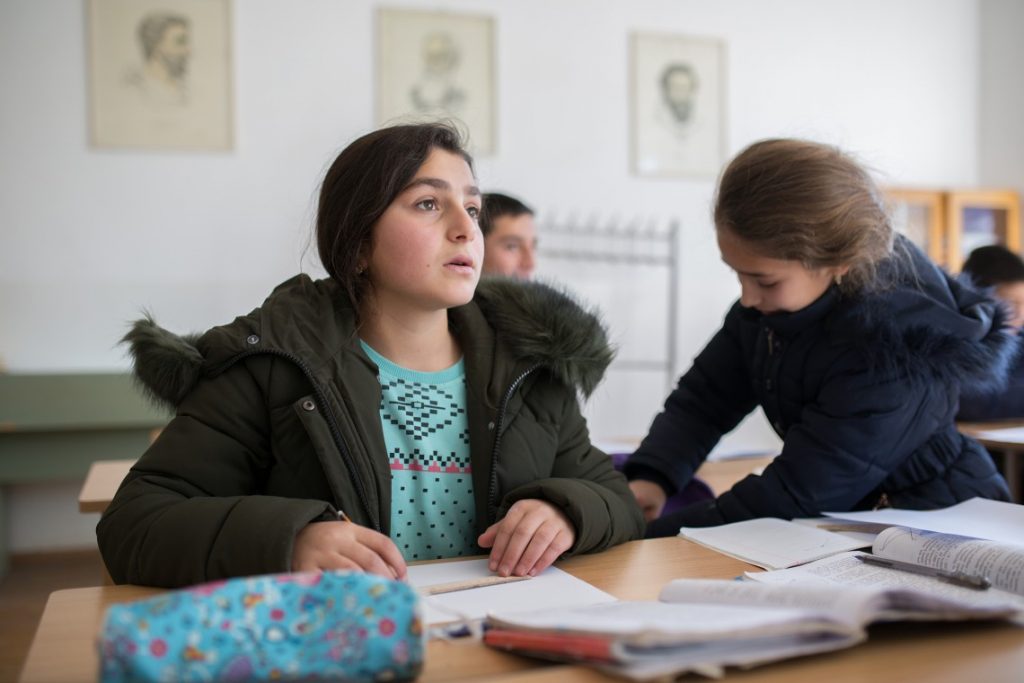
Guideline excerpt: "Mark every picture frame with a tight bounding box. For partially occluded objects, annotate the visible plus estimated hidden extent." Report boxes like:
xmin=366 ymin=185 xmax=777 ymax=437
xmin=630 ymin=32 xmax=726 ymax=178
xmin=87 ymin=0 xmax=233 ymax=151
xmin=376 ymin=8 xmax=495 ymax=155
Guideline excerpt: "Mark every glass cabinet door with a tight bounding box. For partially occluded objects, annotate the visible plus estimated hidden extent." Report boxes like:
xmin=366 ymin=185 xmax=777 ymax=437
xmin=945 ymin=190 xmax=1021 ymax=272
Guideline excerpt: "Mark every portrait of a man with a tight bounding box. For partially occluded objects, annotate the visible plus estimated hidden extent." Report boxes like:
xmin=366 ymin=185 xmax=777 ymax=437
xmin=659 ymin=62 xmax=699 ymax=133
xmin=377 ymin=8 xmax=495 ymax=155
xmin=122 ymin=12 xmax=192 ymax=107
xmin=409 ymin=32 xmax=467 ymax=113
xmin=631 ymin=33 xmax=726 ymax=178
xmin=88 ymin=0 xmax=232 ymax=150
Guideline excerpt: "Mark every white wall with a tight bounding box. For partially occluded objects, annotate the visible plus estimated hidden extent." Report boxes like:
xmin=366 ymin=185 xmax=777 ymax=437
xmin=979 ymin=0 xmax=1024 ymax=193
xmin=1 ymin=0 xmax=985 ymax=550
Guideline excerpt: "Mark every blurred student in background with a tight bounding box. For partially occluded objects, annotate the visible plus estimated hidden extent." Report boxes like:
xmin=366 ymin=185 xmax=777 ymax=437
xmin=957 ymin=244 xmax=1024 ymax=421
xmin=481 ymin=192 xmax=537 ymax=279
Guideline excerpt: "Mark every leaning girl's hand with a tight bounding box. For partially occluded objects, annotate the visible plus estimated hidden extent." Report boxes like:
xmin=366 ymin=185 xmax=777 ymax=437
xmin=477 ymin=499 xmax=575 ymax=577
xmin=629 ymin=479 xmax=667 ymax=522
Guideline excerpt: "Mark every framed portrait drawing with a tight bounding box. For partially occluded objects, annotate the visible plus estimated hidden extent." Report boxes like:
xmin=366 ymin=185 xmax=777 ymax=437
xmin=87 ymin=0 xmax=233 ymax=150
xmin=377 ymin=8 xmax=495 ymax=155
xmin=630 ymin=32 xmax=726 ymax=178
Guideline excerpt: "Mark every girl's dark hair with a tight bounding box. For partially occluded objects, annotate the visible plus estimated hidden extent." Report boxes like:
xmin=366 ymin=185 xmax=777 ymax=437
xmin=316 ymin=122 xmax=474 ymax=307
xmin=714 ymin=138 xmax=894 ymax=294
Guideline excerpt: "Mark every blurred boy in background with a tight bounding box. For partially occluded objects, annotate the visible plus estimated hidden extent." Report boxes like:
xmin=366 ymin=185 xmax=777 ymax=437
xmin=481 ymin=193 xmax=537 ymax=279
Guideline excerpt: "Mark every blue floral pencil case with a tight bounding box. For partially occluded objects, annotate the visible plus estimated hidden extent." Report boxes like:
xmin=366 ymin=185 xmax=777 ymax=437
xmin=98 ymin=570 xmax=424 ymax=682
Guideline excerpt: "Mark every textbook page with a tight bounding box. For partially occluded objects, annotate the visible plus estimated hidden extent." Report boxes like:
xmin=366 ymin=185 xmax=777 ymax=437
xmin=407 ymin=558 xmax=615 ymax=625
xmin=678 ymin=517 xmax=869 ymax=569
xmin=658 ymin=577 xmax=878 ymax=627
xmin=822 ymin=497 xmax=1024 ymax=546
xmin=872 ymin=526 xmax=1024 ymax=595
xmin=745 ymin=552 xmax=1024 ymax=617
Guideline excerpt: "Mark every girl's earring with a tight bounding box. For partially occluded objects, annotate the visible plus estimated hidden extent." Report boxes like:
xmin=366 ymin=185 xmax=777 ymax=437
xmin=835 ymin=273 xmax=843 ymax=286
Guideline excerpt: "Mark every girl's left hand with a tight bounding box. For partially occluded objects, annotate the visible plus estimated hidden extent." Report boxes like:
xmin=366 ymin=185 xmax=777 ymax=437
xmin=477 ymin=499 xmax=576 ymax=577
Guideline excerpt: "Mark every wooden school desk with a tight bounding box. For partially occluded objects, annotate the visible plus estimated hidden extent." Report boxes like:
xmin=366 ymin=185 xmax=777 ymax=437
xmin=77 ymin=459 xmax=135 ymax=513
xmin=19 ymin=537 xmax=1024 ymax=683
xmin=958 ymin=420 xmax=1024 ymax=503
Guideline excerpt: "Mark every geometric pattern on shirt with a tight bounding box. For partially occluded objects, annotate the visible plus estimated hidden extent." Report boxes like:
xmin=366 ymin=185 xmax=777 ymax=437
xmin=365 ymin=354 xmax=477 ymax=562
xmin=379 ymin=377 xmax=468 ymax=441
xmin=391 ymin=468 xmax=477 ymax=561
xmin=389 ymin=447 xmax=472 ymax=473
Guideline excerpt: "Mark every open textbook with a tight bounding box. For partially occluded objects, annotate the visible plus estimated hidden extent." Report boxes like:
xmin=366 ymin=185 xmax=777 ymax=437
xmin=677 ymin=498 xmax=1024 ymax=570
xmin=483 ymin=571 xmax=1022 ymax=680
xmin=747 ymin=524 xmax=1024 ymax=598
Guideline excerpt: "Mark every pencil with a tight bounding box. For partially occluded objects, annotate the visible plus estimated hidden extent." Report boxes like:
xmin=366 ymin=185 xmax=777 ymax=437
xmin=856 ymin=554 xmax=991 ymax=590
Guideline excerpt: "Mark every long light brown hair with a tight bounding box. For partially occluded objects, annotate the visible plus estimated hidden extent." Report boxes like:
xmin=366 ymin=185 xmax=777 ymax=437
xmin=714 ymin=138 xmax=895 ymax=294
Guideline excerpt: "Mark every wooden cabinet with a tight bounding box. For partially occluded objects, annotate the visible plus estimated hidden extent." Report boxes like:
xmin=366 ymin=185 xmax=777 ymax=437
xmin=883 ymin=188 xmax=1021 ymax=272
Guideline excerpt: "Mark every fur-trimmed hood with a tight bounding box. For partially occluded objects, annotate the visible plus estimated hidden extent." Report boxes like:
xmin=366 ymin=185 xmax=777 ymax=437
xmin=122 ymin=275 xmax=614 ymax=410
xmin=829 ymin=239 xmax=1015 ymax=393
xmin=740 ymin=236 xmax=1016 ymax=394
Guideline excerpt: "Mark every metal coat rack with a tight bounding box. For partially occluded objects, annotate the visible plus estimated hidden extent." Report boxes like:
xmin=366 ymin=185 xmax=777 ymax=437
xmin=538 ymin=216 xmax=681 ymax=392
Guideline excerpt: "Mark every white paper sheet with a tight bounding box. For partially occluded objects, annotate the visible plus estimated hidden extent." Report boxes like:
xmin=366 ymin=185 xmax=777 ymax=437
xmin=822 ymin=497 xmax=1024 ymax=547
xmin=406 ymin=557 xmax=616 ymax=625
xmin=971 ymin=426 xmax=1024 ymax=442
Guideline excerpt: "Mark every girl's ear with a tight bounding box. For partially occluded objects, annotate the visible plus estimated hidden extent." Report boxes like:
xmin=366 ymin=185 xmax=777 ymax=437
xmin=833 ymin=264 xmax=852 ymax=285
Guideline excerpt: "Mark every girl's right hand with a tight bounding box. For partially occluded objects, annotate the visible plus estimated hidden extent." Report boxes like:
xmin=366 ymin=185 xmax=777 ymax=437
xmin=291 ymin=521 xmax=407 ymax=580
xmin=629 ymin=480 xmax=668 ymax=522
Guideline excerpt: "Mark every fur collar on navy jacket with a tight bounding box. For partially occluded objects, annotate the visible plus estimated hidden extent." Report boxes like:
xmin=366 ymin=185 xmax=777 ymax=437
xmin=122 ymin=275 xmax=615 ymax=410
xmin=746 ymin=237 xmax=1017 ymax=393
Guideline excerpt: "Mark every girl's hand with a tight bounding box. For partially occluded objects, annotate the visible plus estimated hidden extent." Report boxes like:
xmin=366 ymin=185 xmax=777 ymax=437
xmin=629 ymin=480 xmax=668 ymax=522
xmin=292 ymin=521 xmax=408 ymax=580
xmin=477 ymin=499 xmax=575 ymax=577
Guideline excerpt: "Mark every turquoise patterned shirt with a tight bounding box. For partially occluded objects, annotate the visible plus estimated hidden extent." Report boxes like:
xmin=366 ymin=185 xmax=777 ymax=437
xmin=360 ymin=341 xmax=478 ymax=561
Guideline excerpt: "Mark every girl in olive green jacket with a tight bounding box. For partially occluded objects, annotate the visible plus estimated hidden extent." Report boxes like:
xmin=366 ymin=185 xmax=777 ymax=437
xmin=97 ymin=123 xmax=644 ymax=588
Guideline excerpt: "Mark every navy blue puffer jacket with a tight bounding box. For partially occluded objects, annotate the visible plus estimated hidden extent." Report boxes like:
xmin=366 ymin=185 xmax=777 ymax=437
xmin=628 ymin=239 xmax=1014 ymax=535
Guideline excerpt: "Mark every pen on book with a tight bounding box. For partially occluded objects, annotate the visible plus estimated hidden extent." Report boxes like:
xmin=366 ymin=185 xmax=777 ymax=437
xmin=856 ymin=554 xmax=991 ymax=590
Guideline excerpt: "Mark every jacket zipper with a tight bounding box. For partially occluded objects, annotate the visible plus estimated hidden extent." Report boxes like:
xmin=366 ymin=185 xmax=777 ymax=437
xmin=763 ymin=327 xmax=785 ymax=433
xmin=213 ymin=348 xmax=380 ymax=532
xmin=486 ymin=363 xmax=542 ymax=523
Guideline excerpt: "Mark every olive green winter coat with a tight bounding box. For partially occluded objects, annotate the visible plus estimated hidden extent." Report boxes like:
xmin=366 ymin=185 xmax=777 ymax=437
xmin=97 ymin=275 xmax=644 ymax=587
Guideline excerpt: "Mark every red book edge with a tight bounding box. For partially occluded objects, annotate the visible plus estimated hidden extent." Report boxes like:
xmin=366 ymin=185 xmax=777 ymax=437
xmin=484 ymin=628 xmax=618 ymax=664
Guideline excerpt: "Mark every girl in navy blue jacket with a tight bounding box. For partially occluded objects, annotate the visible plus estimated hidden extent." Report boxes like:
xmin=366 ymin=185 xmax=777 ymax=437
xmin=626 ymin=139 xmax=1013 ymax=537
